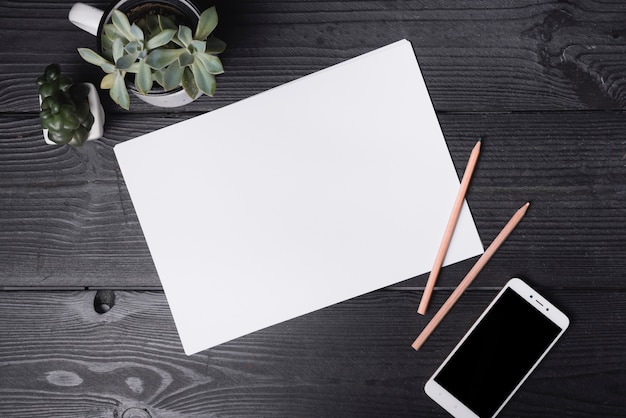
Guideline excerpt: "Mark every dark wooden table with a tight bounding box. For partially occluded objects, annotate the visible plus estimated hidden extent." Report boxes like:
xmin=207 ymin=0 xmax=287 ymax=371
xmin=1 ymin=1 xmax=625 ymax=416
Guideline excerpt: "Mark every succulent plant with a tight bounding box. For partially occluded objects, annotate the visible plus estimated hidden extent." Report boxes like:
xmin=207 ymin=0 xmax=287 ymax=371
xmin=77 ymin=6 xmax=225 ymax=110
xmin=36 ymin=64 xmax=94 ymax=146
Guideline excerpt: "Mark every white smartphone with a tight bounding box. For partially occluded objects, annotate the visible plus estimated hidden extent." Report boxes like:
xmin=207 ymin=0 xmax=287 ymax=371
xmin=424 ymin=278 xmax=569 ymax=417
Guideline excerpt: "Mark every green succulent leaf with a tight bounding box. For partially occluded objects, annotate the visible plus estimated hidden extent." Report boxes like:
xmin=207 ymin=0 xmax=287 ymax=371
xmin=194 ymin=6 xmax=218 ymax=41
xmin=190 ymin=40 xmax=206 ymax=54
xmin=195 ymin=53 xmax=224 ymax=75
xmin=146 ymin=28 xmax=176 ymax=49
xmin=191 ymin=60 xmax=216 ymax=96
xmin=116 ymin=52 xmax=139 ymax=70
xmin=48 ymin=129 xmax=74 ymax=145
xmin=78 ymin=48 xmax=110 ymax=67
xmin=158 ymin=15 xmax=177 ymax=31
xmin=38 ymin=83 xmax=56 ymax=99
xmin=205 ymin=37 xmax=226 ymax=54
xmin=45 ymin=114 xmax=65 ymax=131
xmin=124 ymin=41 xmax=141 ymax=55
xmin=177 ymin=25 xmax=193 ymax=47
xmin=126 ymin=62 xmax=141 ymax=73
xmin=110 ymin=71 xmax=130 ymax=110
xmin=146 ymin=48 xmax=184 ymax=69
xmin=59 ymin=76 xmax=73 ymax=92
xmin=69 ymin=126 xmax=89 ymax=146
xmin=112 ymin=38 xmax=124 ymax=62
xmin=101 ymin=72 xmax=116 ymax=89
xmin=135 ymin=58 xmax=153 ymax=94
xmin=42 ymin=97 xmax=60 ymax=114
xmin=144 ymin=14 xmax=160 ymax=33
xmin=111 ymin=10 xmax=135 ymax=41
xmin=154 ymin=69 xmax=166 ymax=88
xmin=130 ymin=23 xmax=144 ymax=42
xmin=60 ymin=105 xmax=80 ymax=130
xmin=163 ymin=60 xmax=183 ymax=91
xmin=103 ymin=23 xmax=122 ymax=39
xmin=44 ymin=64 xmax=61 ymax=81
xmin=181 ymin=66 xmax=198 ymax=99
xmin=178 ymin=51 xmax=194 ymax=67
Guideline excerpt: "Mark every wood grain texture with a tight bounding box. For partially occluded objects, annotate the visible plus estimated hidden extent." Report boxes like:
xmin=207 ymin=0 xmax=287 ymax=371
xmin=1 ymin=0 xmax=625 ymax=416
xmin=0 ymin=289 xmax=624 ymax=417
xmin=2 ymin=111 xmax=624 ymax=288
xmin=2 ymin=1 xmax=626 ymax=113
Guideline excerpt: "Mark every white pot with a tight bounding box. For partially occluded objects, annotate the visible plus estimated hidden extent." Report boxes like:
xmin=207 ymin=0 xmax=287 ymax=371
xmin=42 ymin=83 xmax=105 ymax=145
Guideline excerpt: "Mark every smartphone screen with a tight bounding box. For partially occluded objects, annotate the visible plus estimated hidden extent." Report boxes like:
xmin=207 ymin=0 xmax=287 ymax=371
xmin=425 ymin=279 xmax=569 ymax=417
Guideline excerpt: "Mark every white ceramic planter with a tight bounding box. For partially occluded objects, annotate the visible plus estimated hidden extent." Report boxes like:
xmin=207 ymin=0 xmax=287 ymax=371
xmin=42 ymin=83 xmax=105 ymax=145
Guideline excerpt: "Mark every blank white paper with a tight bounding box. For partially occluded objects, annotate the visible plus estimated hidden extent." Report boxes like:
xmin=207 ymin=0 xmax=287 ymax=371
xmin=114 ymin=39 xmax=484 ymax=355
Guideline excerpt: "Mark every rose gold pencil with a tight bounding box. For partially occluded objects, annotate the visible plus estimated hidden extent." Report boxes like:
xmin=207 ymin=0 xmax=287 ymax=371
xmin=412 ymin=202 xmax=530 ymax=351
xmin=418 ymin=139 xmax=482 ymax=315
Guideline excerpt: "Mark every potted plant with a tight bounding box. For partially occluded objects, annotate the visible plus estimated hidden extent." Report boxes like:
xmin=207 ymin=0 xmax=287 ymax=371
xmin=77 ymin=6 xmax=225 ymax=110
xmin=37 ymin=64 xmax=105 ymax=146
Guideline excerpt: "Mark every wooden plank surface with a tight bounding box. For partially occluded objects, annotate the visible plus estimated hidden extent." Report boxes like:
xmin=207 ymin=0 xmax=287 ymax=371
xmin=1 ymin=0 xmax=625 ymax=416
xmin=2 ymin=1 xmax=626 ymax=113
xmin=0 ymin=289 xmax=624 ymax=417
xmin=1 ymin=111 xmax=624 ymax=288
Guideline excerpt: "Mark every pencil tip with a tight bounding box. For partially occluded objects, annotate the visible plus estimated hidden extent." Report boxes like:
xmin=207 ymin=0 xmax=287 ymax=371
xmin=478 ymin=137 xmax=482 ymax=142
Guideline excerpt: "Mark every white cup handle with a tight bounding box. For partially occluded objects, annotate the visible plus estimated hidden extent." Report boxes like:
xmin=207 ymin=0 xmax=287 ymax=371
xmin=69 ymin=3 xmax=104 ymax=36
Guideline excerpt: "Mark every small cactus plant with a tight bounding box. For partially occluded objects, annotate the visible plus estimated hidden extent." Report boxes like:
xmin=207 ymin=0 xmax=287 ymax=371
xmin=37 ymin=64 xmax=95 ymax=146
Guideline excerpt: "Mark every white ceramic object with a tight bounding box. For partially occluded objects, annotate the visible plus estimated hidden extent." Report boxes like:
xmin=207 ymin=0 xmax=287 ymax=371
xmin=42 ymin=83 xmax=105 ymax=145
xmin=69 ymin=2 xmax=202 ymax=108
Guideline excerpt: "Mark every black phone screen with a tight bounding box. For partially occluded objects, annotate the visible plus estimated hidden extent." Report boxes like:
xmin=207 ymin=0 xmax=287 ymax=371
xmin=433 ymin=288 xmax=562 ymax=417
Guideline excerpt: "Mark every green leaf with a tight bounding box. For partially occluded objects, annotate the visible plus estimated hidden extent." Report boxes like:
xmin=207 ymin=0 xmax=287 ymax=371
xmin=194 ymin=6 xmax=218 ymax=41
xmin=45 ymin=114 xmax=65 ymax=131
xmin=125 ymin=41 xmax=140 ymax=55
xmin=103 ymin=23 xmax=122 ymax=39
xmin=154 ymin=69 xmax=166 ymax=88
xmin=190 ymin=40 xmax=206 ymax=54
xmin=181 ymin=66 xmax=198 ymax=99
xmin=177 ymin=25 xmax=193 ymax=47
xmin=101 ymin=61 xmax=116 ymax=74
xmin=60 ymin=105 xmax=80 ymax=130
xmin=49 ymin=129 xmax=74 ymax=145
xmin=130 ymin=23 xmax=144 ymax=41
xmin=158 ymin=15 xmax=177 ymax=30
xmin=163 ymin=60 xmax=183 ymax=91
xmin=110 ymin=71 xmax=130 ymax=110
xmin=112 ymin=38 xmax=124 ymax=62
xmin=191 ymin=60 xmax=216 ymax=96
xmin=116 ymin=52 xmax=139 ymax=70
xmin=195 ymin=52 xmax=224 ymax=75
xmin=70 ymin=126 xmax=89 ymax=146
xmin=178 ymin=51 xmax=194 ymax=67
xmin=146 ymin=28 xmax=176 ymax=50
xmin=111 ymin=10 xmax=135 ymax=41
xmin=126 ymin=62 xmax=141 ymax=73
xmin=145 ymin=14 xmax=160 ymax=34
xmin=101 ymin=72 xmax=116 ymax=89
xmin=145 ymin=48 xmax=184 ymax=69
xmin=135 ymin=58 xmax=153 ymax=94
xmin=78 ymin=48 xmax=110 ymax=67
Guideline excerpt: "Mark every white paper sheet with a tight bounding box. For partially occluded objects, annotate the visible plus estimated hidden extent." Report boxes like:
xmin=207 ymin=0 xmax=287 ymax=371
xmin=114 ymin=39 xmax=484 ymax=355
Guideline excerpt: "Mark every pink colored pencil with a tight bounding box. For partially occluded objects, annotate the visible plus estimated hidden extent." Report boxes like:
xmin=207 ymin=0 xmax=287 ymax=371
xmin=418 ymin=139 xmax=482 ymax=315
xmin=412 ymin=202 xmax=530 ymax=351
